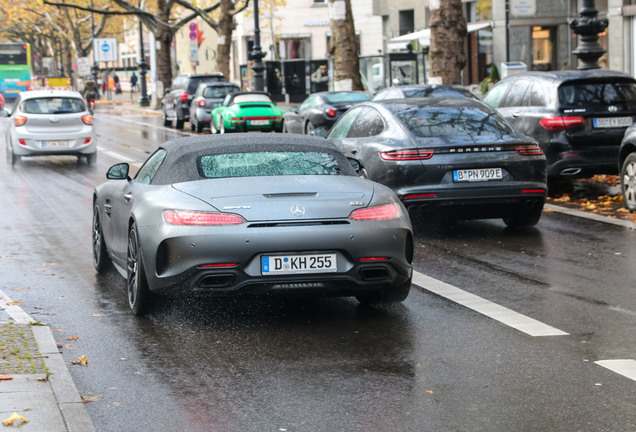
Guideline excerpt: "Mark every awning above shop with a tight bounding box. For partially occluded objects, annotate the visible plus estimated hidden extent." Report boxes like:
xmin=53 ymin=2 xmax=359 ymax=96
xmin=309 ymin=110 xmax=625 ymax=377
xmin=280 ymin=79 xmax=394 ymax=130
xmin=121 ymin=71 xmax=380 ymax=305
xmin=390 ymin=22 xmax=492 ymax=47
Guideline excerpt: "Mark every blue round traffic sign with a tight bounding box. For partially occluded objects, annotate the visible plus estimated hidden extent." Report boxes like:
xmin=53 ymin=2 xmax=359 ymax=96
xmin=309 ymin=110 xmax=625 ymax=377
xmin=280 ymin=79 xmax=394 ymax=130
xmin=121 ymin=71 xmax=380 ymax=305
xmin=101 ymin=43 xmax=110 ymax=53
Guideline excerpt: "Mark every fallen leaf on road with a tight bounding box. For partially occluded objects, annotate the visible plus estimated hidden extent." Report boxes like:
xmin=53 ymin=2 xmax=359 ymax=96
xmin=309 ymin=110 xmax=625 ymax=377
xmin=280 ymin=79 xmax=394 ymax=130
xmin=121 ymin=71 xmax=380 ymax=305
xmin=81 ymin=395 xmax=103 ymax=404
xmin=0 ymin=376 xmax=14 ymax=381
xmin=91 ymin=313 xmax=102 ymax=317
xmin=13 ymin=288 xmax=29 ymax=291
xmin=71 ymin=355 xmax=88 ymax=366
xmin=2 ymin=412 xmax=28 ymax=426
xmin=6 ymin=301 xmax=24 ymax=306
xmin=37 ymin=376 xmax=49 ymax=382
xmin=52 ymin=329 xmax=64 ymax=333
xmin=43 ymin=263 xmax=57 ymax=266
xmin=65 ymin=336 xmax=81 ymax=341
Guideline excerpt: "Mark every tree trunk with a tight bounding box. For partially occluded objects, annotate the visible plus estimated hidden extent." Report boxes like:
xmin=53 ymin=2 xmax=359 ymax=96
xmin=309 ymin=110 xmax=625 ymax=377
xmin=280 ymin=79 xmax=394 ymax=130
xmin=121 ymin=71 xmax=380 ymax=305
xmin=429 ymin=0 xmax=467 ymax=85
xmin=328 ymin=0 xmax=362 ymax=91
xmin=154 ymin=0 xmax=174 ymax=93
xmin=216 ymin=0 xmax=235 ymax=79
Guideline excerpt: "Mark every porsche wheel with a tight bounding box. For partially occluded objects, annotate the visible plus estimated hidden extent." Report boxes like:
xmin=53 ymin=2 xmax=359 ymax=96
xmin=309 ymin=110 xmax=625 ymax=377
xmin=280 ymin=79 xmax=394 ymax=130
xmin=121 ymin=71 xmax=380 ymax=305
xmin=127 ymin=223 xmax=153 ymax=316
xmin=92 ymin=204 xmax=110 ymax=273
xmin=220 ymin=118 xmax=226 ymax=134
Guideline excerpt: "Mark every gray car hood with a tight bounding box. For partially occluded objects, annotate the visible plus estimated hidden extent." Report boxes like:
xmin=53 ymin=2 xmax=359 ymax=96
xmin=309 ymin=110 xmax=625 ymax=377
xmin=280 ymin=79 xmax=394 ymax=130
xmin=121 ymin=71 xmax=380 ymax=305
xmin=172 ymin=175 xmax=375 ymax=221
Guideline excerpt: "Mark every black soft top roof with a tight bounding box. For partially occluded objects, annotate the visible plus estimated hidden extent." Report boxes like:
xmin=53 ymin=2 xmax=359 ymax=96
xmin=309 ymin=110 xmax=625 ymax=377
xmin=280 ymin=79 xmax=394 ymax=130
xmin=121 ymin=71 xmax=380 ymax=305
xmin=152 ymin=134 xmax=352 ymax=184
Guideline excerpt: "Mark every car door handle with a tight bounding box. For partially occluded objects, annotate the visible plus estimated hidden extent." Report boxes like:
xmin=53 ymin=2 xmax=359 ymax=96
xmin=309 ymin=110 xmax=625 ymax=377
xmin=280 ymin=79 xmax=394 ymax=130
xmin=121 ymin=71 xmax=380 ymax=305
xmin=123 ymin=193 xmax=133 ymax=202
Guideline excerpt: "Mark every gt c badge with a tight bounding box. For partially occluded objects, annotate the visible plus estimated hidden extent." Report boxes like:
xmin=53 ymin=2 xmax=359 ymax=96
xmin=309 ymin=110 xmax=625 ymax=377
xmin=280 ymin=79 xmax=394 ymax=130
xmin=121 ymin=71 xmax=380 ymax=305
xmin=291 ymin=205 xmax=305 ymax=217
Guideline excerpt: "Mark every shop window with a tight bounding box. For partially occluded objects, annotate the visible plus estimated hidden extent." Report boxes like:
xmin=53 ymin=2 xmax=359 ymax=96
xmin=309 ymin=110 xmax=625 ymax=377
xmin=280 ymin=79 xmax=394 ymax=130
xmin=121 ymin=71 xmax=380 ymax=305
xmin=532 ymin=26 xmax=555 ymax=71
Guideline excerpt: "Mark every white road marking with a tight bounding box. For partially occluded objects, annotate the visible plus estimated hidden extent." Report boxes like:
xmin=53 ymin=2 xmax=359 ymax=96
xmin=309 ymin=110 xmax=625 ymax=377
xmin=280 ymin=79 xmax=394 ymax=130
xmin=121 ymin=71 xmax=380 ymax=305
xmin=97 ymin=146 xmax=142 ymax=169
xmin=0 ymin=289 xmax=35 ymax=324
xmin=412 ymin=271 xmax=569 ymax=337
xmin=595 ymin=359 xmax=636 ymax=382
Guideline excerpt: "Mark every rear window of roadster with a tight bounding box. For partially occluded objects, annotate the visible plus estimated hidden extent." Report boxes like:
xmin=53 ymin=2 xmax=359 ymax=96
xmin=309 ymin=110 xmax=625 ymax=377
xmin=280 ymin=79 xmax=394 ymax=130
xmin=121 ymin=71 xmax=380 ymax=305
xmin=199 ymin=151 xmax=342 ymax=178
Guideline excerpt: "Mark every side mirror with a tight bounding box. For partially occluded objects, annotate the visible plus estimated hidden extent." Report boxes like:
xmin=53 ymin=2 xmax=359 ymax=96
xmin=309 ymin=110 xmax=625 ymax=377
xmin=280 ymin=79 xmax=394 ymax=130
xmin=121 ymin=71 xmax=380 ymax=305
xmin=0 ymin=109 xmax=8 ymax=118
xmin=311 ymin=127 xmax=329 ymax=138
xmin=107 ymin=163 xmax=130 ymax=180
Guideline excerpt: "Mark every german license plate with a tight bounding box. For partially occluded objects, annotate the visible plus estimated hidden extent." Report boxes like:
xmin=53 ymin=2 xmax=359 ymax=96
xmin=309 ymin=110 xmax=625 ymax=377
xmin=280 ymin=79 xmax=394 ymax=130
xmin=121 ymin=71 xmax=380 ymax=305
xmin=261 ymin=253 xmax=337 ymax=275
xmin=593 ymin=117 xmax=632 ymax=128
xmin=249 ymin=120 xmax=269 ymax=126
xmin=453 ymin=168 xmax=502 ymax=182
xmin=42 ymin=140 xmax=68 ymax=148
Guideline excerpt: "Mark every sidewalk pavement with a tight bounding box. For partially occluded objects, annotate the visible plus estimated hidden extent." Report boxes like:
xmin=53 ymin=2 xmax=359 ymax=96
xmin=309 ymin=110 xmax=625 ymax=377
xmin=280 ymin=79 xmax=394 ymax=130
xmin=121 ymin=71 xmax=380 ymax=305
xmin=0 ymin=290 xmax=96 ymax=432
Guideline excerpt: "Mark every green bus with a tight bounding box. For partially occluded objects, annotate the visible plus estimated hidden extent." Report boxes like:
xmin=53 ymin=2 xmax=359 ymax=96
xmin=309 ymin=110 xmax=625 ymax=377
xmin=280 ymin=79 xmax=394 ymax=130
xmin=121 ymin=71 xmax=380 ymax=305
xmin=0 ymin=43 xmax=32 ymax=101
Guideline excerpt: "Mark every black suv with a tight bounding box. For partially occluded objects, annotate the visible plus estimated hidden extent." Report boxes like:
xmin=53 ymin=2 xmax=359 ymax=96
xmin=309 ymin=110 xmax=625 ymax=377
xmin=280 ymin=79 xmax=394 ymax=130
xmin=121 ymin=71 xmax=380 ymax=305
xmin=162 ymin=73 xmax=226 ymax=129
xmin=483 ymin=70 xmax=636 ymax=182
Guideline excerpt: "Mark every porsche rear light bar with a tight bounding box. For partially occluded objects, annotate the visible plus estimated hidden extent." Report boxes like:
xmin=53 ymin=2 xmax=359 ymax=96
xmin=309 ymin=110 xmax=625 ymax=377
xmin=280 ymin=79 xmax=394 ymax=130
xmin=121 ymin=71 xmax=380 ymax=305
xmin=404 ymin=193 xmax=436 ymax=200
xmin=14 ymin=116 xmax=27 ymax=127
xmin=349 ymin=203 xmax=400 ymax=220
xmin=515 ymin=144 xmax=543 ymax=156
xmin=163 ymin=210 xmax=245 ymax=225
xmin=522 ymin=189 xmax=546 ymax=194
xmin=540 ymin=116 xmax=585 ymax=130
xmin=380 ymin=149 xmax=434 ymax=160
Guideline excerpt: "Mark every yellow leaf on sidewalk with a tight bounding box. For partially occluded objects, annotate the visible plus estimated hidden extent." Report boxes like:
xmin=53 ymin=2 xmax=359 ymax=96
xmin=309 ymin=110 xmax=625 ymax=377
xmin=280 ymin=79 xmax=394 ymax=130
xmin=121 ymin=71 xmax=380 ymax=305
xmin=2 ymin=412 xmax=28 ymax=426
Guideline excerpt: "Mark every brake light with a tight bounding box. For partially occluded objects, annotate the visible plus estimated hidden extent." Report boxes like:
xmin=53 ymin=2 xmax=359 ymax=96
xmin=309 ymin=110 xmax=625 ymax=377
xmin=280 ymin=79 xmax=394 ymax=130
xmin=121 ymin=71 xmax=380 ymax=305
xmin=522 ymin=189 xmax=546 ymax=194
xmin=325 ymin=108 xmax=337 ymax=118
xmin=14 ymin=116 xmax=27 ymax=127
xmin=163 ymin=210 xmax=245 ymax=225
xmin=18 ymin=139 xmax=27 ymax=146
xmin=198 ymin=263 xmax=239 ymax=268
xmin=380 ymin=149 xmax=434 ymax=160
xmin=83 ymin=138 xmax=92 ymax=145
xmin=359 ymin=257 xmax=390 ymax=262
xmin=197 ymin=98 xmax=206 ymax=108
xmin=82 ymin=115 xmax=93 ymax=125
xmin=540 ymin=116 xmax=585 ymax=130
xmin=404 ymin=193 xmax=436 ymax=199
xmin=180 ymin=93 xmax=191 ymax=102
xmin=515 ymin=144 xmax=543 ymax=156
xmin=349 ymin=203 xmax=400 ymax=220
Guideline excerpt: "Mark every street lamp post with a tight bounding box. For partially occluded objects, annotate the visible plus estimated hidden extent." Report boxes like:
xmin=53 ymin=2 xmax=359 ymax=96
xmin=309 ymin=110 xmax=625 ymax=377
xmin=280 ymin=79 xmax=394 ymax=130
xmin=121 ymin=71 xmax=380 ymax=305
xmin=249 ymin=0 xmax=266 ymax=91
xmin=138 ymin=17 xmax=150 ymax=106
xmin=569 ymin=0 xmax=607 ymax=70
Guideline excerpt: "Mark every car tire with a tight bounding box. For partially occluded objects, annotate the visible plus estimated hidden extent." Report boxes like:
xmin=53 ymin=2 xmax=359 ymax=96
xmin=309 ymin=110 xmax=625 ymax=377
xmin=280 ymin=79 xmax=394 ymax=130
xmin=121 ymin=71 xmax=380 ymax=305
xmin=220 ymin=117 xmax=226 ymax=134
xmin=92 ymin=204 xmax=111 ymax=273
xmin=195 ymin=121 xmax=203 ymax=133
xmin=356 ymin=280 xmax=411 ymax=305
xmin=503 ymin=203 xmax=544 ymax=228
xmin=86 ymin=152 xmax=97 ymax=165
xmin=127 ymin=223 xmax=153 ymax=316
xmin=305 ymin=121 xmax=315 ymax=135
xmin=162 ymin=109 xmax=171 ymax=127
xmin=190 ymin=121 xmax=196 ymax=132
xmin=620 ymin=152 xmax=636 ymax=211
xmin=175 ymin=117 xmax=184 ymax=130
xmin=8 ymin=146 xmax=20 ymax=166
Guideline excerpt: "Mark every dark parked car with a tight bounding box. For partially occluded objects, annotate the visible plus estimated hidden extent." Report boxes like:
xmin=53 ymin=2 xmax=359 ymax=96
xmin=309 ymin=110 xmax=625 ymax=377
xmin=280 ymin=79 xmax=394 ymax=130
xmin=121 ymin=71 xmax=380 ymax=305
xmin=92 ymin=134 xmax=413 ymax=315
xmin=162 ymin=73 xmax=226 ymax=129
xmin=283 ymin=91 xmax=371 ymax=134
xmin=483 ymin=70 xmax=636 ymax=182
xmin=189 ymin=82 xmax=241 ymax=133
xmin=373 ymin=84 xmax=479 ymax=101
xmin=618 ymin=124 xmax=636 ymax=211
xmin=326 ymin=98 xmax=547 ymax=227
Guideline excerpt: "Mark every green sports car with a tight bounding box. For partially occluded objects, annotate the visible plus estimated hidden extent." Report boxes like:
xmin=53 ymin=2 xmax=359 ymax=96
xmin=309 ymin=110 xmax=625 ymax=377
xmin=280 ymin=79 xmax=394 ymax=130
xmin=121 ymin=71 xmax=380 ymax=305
xmin=210 ymin=91 xmax=285 ymax=134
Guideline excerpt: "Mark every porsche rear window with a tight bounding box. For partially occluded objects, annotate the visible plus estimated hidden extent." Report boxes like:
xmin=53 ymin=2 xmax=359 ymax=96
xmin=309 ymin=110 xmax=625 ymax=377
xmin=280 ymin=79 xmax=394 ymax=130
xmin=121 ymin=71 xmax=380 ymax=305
xmin=21 ymin=97 xmax=85 ymax=114
xmin=393 ymin=106 xmax=515 ymax=137
xmin=199 ymin=151 xmax=342 ymax=178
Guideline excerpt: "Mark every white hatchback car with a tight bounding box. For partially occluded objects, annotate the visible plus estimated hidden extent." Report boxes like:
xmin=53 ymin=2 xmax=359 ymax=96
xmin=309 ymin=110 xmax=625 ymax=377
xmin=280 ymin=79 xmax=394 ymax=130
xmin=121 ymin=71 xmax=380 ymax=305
xmin=2 ymin=90 xmax=97 ymax=165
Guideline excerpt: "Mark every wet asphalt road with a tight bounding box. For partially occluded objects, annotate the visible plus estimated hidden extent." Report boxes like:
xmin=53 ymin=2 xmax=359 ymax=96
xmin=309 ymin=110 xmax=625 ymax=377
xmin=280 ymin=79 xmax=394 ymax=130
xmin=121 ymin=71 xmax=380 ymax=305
xmin=0 ymin=109 xmax=635 ymax=431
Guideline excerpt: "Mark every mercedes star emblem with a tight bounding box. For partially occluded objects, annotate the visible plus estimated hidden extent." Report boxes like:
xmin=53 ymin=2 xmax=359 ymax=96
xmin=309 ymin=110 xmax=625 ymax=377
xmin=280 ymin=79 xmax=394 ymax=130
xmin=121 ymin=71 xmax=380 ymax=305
xmin=291 ymin=204 xmax=305 ymax=217
xmin=608 ymin=105 xmax=618 ymax=113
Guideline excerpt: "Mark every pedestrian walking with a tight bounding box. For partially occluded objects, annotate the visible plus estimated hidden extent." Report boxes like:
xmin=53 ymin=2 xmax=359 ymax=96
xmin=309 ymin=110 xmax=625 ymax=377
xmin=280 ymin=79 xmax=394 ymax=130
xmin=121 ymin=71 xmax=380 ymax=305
xmin=130 ymin=72 xmax=138 ymax=93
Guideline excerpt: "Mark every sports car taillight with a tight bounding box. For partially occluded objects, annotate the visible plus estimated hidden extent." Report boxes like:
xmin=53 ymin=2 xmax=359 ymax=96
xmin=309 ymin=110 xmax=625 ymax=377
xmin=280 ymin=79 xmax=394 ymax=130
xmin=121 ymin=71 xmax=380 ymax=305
xmin=325 ymin=108 xmax=337 ymax=118
xmin=539 ymin=116 xmax=585 ymax=130
xmin=380 ymin=149 xmax=434 ymax=160
xmin=349 ymin=203 xmax=400 ymax=221
xmin=14 ymin=116 xmax=27 ymax=127
xmin=82 ymin=115 xmax=93 ymax=125
xmin=180 ymin=93 xmax=191 ymax=102
xmin=515 ymin=144 xmax=543 ymax=156
xmin=163 ymin=210 xmax=245 ymax=225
